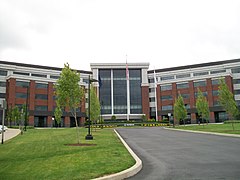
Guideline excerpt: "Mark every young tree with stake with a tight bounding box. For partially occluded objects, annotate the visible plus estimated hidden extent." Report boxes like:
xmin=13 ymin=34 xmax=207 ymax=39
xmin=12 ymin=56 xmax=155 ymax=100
xmin=54 ymin=63 xmax=84 ymax=144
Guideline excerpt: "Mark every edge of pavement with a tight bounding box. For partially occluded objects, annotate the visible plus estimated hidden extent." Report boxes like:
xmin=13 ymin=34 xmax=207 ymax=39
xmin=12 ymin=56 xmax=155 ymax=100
xmin=94 ymin=129 xmax=142 ymax=180
xmin=2 ymin=128 xmax=21 ymax=142
xmin=164 ymin=127 xmax=240 ymax=138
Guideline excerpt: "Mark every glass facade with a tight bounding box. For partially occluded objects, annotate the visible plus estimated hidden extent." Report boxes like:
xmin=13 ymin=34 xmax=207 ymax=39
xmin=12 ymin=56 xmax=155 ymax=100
xmin=129 ymin=69 xmax=142 ymax=114
xmin=99 ymin=70 xmax=111 ymax=114
xmin=113 ymin=69 xmax=127 ymax=114
xmin=99 ymin=68 xmax=142 ymax=115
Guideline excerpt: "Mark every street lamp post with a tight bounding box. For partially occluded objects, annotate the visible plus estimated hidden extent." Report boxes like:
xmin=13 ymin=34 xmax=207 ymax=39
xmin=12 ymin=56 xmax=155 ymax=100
xmin=24 ymin=85 xmax=29 ymax=131
xmin=85 ymin=75 xmax=98 ymax=140
xmin=1 ymin=100 xmax=7 ymax=144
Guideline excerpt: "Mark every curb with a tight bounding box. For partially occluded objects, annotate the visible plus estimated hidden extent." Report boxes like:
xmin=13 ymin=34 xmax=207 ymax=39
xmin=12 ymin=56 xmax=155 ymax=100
xmin=3 ymin=129 xmax=21 ymax=142
xmin=164 ymin=127 xmax=240 ymax=138
xmin=94 ymin=129 xmax=142 ymax=180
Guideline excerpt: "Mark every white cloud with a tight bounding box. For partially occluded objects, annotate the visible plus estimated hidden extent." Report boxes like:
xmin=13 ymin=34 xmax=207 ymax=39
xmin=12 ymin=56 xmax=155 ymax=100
xmin=1 ymin=0 xmax=240 ymax=71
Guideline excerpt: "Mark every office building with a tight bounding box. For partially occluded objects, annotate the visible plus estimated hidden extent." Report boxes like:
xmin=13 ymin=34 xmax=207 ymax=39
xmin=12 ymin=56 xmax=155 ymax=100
xmin=1 ymin=58 xmax=240 ymax=127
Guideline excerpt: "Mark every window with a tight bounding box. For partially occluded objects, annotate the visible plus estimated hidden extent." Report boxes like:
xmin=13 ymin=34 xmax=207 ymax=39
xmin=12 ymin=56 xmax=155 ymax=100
xmin=234 ymin=90 xmax=240 ymax=95
xmin=185 ymin=104 xmax=190 ymax=109
xmin=36 ymin=83 xmax=48 ymax=89
xmin=180 ymin=93 xmax=190 ymax=99
xmin=0 ymin=70 xmax=7 ymax=76
xmin=35 ymin=94 xmax=48 ymax=100
xmin=213 ymin=101 xmax=221 ymax=106
xmin=161 ymin=76 xmax=174 ymax=81
xmin=233 ymin=79 xmax=240 ymax=84
xmin=162 ymin=105 xmax=172 ymax=111
xmin=177 ymin=83 xmax=189 ymax=89
xmin=83 ymin=79 xmax=89 ymax=84
xmin=149 ymin=88 xmax=155 ymax=93
xmin=16 ymin=93 xmax=27 ymax=99
xmin=194 ymin=80 xmax=206 ymax=87
xmin=16 ymin=81 xmax=29 ymax=87
xmin=161 ymin=95 xmax=172 ymax=101
xmin=13 ymin=72 xmax=29 ymax=76
xmin=176 ymin=74 xmax=190 ymax=79
xmin=212 ymin=79 xmax=220 ymax=85
xmin=50 ymin=75 xmax=60 ymax=79
xmin=150 ymin=107 xmax=156 ymax=112
xmin=35 ymin=105 xmax=48 ymax=111
xmin=148 ymin=78 xmax=155 ymax=83
xmin=210 ymin=69 xmax=226 ymax=74
xmin=193 ymin=72 xmax=208 ymax=76
xmin=0 ymin=82 xmax=6 ymax=87
xmin=160 ymin=84 xmax=172 ymax=91
xmin=231 ymin=67 xmax=240 ymax=74
xmin=212 ymin=90 xmax=219 ymax=96
xmin=236 ymin=100 xmax=240 ymax=106
xmin=0 ymin=93 xmax=6 ymax=98
xmin=149 ymin=97 xmax=155 ymax=102
xmin=195 ymin=91 xmax=208 ymax=97
xmin=32 ymin=73 xmax=47 ymax=78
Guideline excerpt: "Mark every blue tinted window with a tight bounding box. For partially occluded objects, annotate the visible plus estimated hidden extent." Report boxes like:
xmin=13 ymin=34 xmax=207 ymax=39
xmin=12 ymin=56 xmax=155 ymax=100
xmin=35 ymin=106 xmax=48 ymax=111
xmin=16 ymin=93 xmax=27 ymax=99
xmin=99 ymin=69 xmax=111 ymax=114
xmin=36 ymin=83 xmax=48 ymax=89
xmin=35 ymin=94 xmax=48 ymax=100
xmin=16 ymin=81 xmax=29 ymax=87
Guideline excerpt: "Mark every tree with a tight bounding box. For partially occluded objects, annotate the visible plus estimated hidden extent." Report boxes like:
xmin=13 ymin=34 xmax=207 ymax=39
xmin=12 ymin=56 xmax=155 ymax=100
xmin=13 ymin=106 xmax=21 ymax=127
xmin=174 ymin=94 xmax=187 ymax=126
xmin=89 ymin=85 xmax=100 ymax=125
xmin=6 ymin=106 xmax=13 ymax=126
xmin=196 ymin=89 xmax=210 ymax=125
xmin=218 ymin=78 xmax=239 ymax=130
xmin=54 ymin=63 xmax=84 ymax=144
xmin=54 ymin=105 xmax=62 ymax=127
xmin=6 ymin=106 xmax=21 ymax=127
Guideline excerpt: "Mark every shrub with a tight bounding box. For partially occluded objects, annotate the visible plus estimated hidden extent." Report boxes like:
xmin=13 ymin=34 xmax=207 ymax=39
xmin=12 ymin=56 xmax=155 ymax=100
xmin=224 ymin=120 xmax=240 ymax=124
xmin=111 ymin=115 xmax=116 ymax=120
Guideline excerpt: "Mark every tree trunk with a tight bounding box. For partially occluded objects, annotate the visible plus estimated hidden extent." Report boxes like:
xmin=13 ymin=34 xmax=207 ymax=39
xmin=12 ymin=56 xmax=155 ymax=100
xmin=74 ymin=114 xmax=80 ymax=144
xmin=232 ymin=122 xmax=235 ymax=131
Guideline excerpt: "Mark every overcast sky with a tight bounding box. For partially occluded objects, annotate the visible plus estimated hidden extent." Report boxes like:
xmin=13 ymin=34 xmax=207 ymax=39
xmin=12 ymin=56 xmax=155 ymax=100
xmin=1 ymin=0 xmax=240 ymax=71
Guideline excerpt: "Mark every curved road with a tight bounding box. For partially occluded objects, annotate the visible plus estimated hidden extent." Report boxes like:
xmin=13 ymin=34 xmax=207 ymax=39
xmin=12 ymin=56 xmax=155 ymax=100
xmin=117 ymin=127 xmax=240 ymax=180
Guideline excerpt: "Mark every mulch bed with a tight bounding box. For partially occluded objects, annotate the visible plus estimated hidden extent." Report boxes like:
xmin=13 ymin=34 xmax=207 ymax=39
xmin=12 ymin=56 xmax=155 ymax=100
xmin=64 ymin=143 xmax=97 ymax=146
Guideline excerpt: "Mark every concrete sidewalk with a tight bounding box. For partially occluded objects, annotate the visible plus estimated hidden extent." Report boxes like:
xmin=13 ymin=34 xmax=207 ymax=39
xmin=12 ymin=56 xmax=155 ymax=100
xmin=1 ymin=128 xmax=21 ymax=142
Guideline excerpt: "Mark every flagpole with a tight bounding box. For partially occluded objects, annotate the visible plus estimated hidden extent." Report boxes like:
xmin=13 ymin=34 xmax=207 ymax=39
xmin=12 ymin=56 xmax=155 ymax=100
xmin=126 ymin=55 xmax=130 ymax=121
xmin=154 ymin=69 xmax=158 ymax=121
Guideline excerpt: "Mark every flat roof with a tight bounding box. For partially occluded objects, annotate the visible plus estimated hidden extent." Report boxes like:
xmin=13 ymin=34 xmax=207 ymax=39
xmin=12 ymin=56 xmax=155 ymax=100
xmin=0 ymin=60 xmax=92 ymax=74
xmin=148 ymin=58 xmax=240 ymax=74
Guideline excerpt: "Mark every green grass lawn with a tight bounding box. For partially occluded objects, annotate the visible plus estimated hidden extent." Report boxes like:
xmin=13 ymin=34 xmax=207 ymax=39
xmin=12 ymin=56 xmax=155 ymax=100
xmin=0 ymin=128 xmax=135 ymax=180
xmin=174 ymin=123 xmax=240 ymax=134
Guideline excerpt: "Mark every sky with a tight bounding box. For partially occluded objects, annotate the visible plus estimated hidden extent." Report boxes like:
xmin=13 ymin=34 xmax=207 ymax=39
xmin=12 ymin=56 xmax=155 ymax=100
xmin=1 ymin=0 xmax=240 ymax=71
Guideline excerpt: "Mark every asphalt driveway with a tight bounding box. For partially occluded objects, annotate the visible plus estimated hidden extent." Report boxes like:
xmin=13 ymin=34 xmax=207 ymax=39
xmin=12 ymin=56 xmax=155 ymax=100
xmin=116 ymin=127 xmax=240 ymax=180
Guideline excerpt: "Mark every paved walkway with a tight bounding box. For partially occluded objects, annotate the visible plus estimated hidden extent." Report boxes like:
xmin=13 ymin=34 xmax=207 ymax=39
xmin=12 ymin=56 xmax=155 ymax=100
xmin=1 ymin=128 xmax=21 ymax=142
xmin=117 ymin=127 xmax=240 ymax=180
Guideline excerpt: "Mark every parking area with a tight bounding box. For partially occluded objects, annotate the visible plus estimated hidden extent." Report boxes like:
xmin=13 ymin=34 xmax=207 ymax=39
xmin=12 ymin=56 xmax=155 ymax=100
xmin=117 ymin=127 xmax=240 ymax=180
